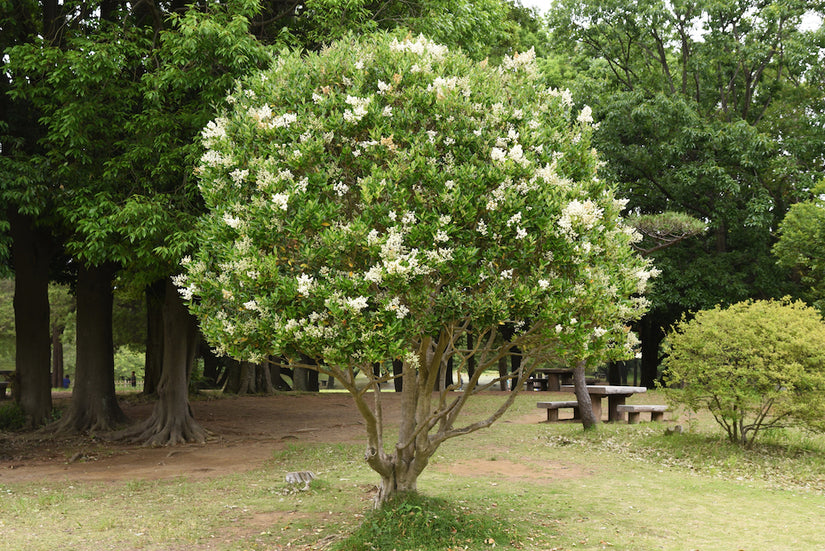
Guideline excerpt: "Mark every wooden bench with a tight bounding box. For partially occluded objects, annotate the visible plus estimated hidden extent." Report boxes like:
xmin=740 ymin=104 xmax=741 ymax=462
xmin=616 ymin=404 xmax=667 ymax=424
xmin=537 ymin=401 xmax=580 ymax=422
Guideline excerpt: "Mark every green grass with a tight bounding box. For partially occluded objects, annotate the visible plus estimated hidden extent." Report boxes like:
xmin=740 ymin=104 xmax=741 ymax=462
xmin=3 ymin=391 xmax=825 ymax=550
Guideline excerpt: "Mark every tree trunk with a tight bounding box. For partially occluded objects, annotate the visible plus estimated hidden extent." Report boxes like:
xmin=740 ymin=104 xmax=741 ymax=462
xmin=269 ymin=357 xmax=292 ymax=390
xmin=293 ymin=364 xmax=319 ymax=391
xmin=498 ymin=356 xmax=509 ymax=391
xmin=142 ymin=279 xmax=165 ymax=395
xmin=8 ymin=211 xmax=53 ymax=426
xmin=222 ymin=358 xmax=242 ymax=393
xmin=51 ymin=323 xmax=64 ymax=388
xmin=510 ymin=348 xmax=522 ymax=393
xmin=392 ymin=358 xmax=403 ymax=392
xmin=118 ymin=277 xmax=206 ymax=446
xmin=640 ymin=315 xmax=665 ymax=388
xmin=572 ymin=360 xmax=598 ymax=430
xmin=201 ymin=341 xmax=221 ymax=386
xmin=57 ymin=263 xmax=127 ymax=433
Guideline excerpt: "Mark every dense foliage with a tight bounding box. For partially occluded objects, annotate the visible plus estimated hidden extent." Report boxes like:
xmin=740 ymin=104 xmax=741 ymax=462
xmin=182 ymin=31 xmax=654 ymax=372
xmin=662 ymin=299 xmax=825 ymax=447
xmin=181 ymin=31 xmax=655 ymax=500
xmin=547 ymin=0 xmax=825 ymax=385
xmin=774 ymin=183 xmax=825 ymax=312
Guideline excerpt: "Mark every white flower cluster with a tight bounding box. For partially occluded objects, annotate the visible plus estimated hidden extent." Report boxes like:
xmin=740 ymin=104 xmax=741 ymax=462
xmin=362 ymin=222 xmax=454 ymax=284
xmin=281 ymin=311 xmax=340 ymax=342
xmin=223 ymin=213 xmax=242 ymax=229
xmin=202 ymin=118 xmax=227 ymax=144
xmin=427 ymin=76 xmax=471 ymax=100
xmin=248 ymin=103 xmax=297 ymax=130
xmin=500 ymin=48 xmax=537 ymax=73
xmin=546 ymin=87 xmax=574 ymax=107
xmin=389 ymin=35 xmax=448 ymax=59
xmin=333 ymin=181 xmax=349 ymax=196
xmin=172 ymin=273 xmax=198 ymax=301
xmin=344 ymin=95 xmax=372 ymax=123
xmin=201 ymin=150 xmax=232 ymax=168
xmin=633 ymin=266 xmax=661 ymax=294
xmin=491 ymin=143 xmax=528 ymax=167
xmin=558 ymin=199 xmax=604 ymax=242
xmin=385 ymin=297 xmax=409 ymax=319
xmin=577 ymin=105 xmax=594 ymax=124
xmin=296 ymin=274 xmax=316 ymax=296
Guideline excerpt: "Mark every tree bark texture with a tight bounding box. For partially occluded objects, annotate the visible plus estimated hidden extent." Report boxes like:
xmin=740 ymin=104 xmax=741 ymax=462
xmin=51 ymin=324 xmax=64 ymax=388
xmin=119 ymin=278 xmax=206 ymax=445
xmin=142 ymin=279 xmax=165 ymax=395
xmin=572 ymin=360 xmax=599 ymax=430
xmin=9 ymin=211 xmax=53 ymax=426
xmin=57 ymin=263 xmax=127 ymax=433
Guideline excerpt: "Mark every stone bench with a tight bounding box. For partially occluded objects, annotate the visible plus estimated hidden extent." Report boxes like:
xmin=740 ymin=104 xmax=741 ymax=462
xmin=616 ymin=404 xmax=667 ymax=424
xmin=537 ymin=400 xmax=580 ymax=422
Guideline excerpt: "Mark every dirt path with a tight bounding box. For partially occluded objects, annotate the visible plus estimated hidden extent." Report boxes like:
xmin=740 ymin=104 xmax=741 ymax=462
xmin=0 ymin=392 xmax=556 ymax=484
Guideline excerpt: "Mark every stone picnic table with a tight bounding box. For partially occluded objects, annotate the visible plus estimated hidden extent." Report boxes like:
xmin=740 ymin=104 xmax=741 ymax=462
xmin=524 ymin=367 xmax=574 ymax=391
xmin=559 ymin=384 xmax=647 ymax=422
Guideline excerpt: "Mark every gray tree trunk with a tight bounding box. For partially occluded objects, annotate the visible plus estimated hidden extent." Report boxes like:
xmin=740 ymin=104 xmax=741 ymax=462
xmin=572 ymin=360 xmax=598 ymax=429
xmin=117 ymin=278 xmax=206 ymax=445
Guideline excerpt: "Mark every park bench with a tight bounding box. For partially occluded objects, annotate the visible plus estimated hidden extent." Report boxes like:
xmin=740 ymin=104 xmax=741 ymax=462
xmin=616 ymin=404 xmax=668 ymax=424
xmin=537 ymin=400 xmax=580 ymax=422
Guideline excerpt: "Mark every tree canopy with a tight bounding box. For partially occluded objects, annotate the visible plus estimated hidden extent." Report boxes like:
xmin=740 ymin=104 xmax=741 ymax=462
xmin=546 ymin=0 xmax=825 ymax=385
xmin=180 ymin=31 xmax=655 ymax=502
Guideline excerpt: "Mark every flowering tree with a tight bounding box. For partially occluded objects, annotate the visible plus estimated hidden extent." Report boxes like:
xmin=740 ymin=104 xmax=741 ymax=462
xmin=181 ymin=32 xmax=656 ymax=504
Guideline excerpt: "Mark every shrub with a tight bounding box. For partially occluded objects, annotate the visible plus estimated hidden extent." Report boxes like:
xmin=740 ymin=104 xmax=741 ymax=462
xmin=0 ymin=402 xmax=27 ymax=431
xmin=662 ymin=298 xmax=825 ymax=447
xmin=332 ymin=493 xmax=516 ymax=550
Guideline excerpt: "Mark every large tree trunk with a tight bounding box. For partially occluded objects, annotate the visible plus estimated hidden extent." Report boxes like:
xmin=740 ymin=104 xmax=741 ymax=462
xmin=118 ymin=278 xmax=206 ymax=446
xmin=8 ymin=211 xmax=53 ymax=426
xmin=236 ymin=361 xmax=275 ymax=394
xmin=57 ymin=263 xmax=127 ymax=433
xmin=572 ymin=360 xmax=598 ymax=430
xmin=293 ymin=364 xmax=319 ymax=391
xmin=142 ymin=279 xmax=165 ymax=395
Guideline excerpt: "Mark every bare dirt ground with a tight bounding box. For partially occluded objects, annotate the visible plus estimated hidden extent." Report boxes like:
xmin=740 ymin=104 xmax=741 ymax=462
xmin=0 ymin=391 xmax=565 ymax=485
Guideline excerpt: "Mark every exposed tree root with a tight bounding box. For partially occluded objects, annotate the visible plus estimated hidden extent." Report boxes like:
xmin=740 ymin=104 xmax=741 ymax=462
xmin=115 ymin=406 xmax=209 ymax=447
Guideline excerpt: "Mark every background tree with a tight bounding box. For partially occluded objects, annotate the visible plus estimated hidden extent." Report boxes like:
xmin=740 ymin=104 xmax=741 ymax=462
xmin=1 ymin=0 xmax=66 ymax=426
xmin=546 ymin=0 xmax=825 ymax=386
xmin=773 ymin=182 xmax=825 ymax=312
xmin=662 ymin=299 xmax=825 ymax=447
xmin=1 ymin=0 xmax=559 ymax=437
xmin=181 ymin=32 xmax=655 ymax=504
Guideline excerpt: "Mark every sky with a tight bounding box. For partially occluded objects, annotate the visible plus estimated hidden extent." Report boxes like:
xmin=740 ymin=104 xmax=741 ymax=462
xmin=520 ymin=0 xmax=551 ymax=13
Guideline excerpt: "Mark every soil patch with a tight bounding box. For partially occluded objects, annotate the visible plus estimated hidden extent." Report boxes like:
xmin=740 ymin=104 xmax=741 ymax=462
xmin=0 ymin=392 xmax=582 ymax=485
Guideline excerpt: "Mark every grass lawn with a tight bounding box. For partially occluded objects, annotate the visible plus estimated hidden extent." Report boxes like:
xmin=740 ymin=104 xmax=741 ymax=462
xmin=2 ymin=390 xmax=825 ymax=550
